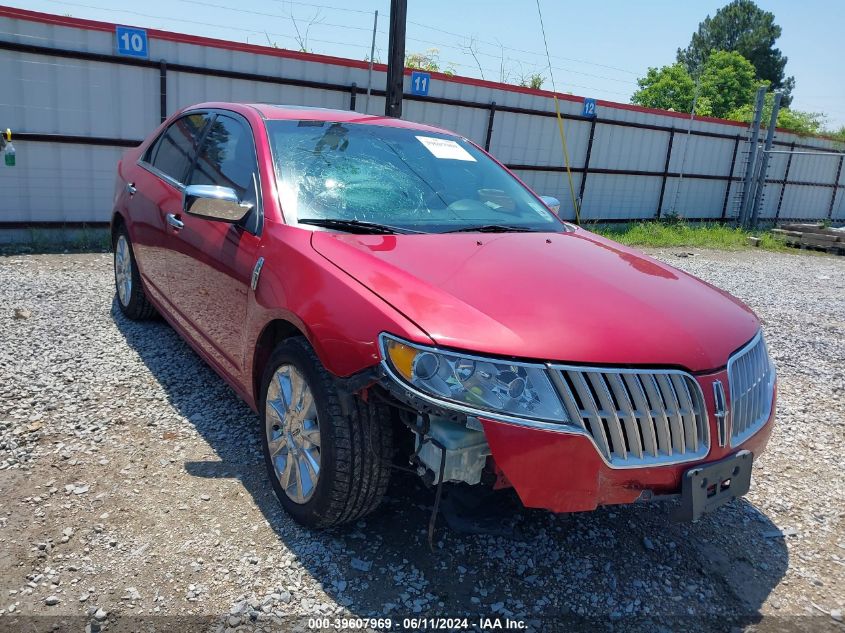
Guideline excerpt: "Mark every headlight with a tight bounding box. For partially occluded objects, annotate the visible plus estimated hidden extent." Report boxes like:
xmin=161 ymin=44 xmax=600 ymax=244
xmin=380 ymin=335 xmax=569 ymax=423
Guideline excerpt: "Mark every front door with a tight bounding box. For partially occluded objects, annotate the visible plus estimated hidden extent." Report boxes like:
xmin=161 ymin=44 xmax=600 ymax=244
xmin=129 ymin=112 xmax=210 ymax=309
xmin=165 ymin=112 xmax=262 ymax=383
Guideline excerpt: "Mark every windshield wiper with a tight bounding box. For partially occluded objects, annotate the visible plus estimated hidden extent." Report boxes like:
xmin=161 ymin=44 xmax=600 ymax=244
xmin=298 ymin=218 xmax=423 ymax=235
xmin=441 ymin=224 xmax=536 ymax=234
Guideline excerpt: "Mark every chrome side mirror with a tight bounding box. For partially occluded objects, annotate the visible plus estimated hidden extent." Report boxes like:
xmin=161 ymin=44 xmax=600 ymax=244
xmin=540 ymin=195 xmax=561 ymax=215
xmin=183 ymin=185 xmax=252 ymax=223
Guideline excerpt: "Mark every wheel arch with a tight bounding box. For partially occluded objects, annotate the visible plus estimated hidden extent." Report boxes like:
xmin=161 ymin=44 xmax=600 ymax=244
xmin=110 ymin=210 xmax=127 ymax=247
xmin=252 ymin=318 xmax=308 ymax=405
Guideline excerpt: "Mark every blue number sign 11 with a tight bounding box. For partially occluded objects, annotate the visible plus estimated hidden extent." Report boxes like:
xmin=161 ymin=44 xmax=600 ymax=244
xmin=410 ymin=71 xmax=431 ymax=96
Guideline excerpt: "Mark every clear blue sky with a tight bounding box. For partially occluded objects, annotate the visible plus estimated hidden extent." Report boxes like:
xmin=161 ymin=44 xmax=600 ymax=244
xmin=12 ymin=0 xmax=845 ymax=128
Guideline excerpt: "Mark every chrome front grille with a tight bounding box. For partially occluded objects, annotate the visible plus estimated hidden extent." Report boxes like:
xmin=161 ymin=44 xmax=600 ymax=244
xmin=549 ymin=366 xmax=709 ymax=467
xmin=728 ymin=332 xmax=775 ymax=445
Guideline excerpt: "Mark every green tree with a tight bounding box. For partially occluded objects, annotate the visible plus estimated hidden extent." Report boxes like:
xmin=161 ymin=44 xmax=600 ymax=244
xmin=677 ymin=0 xmax=794 ymax=104
xmin=633 ymin=51 xmax=763 ymax=119
xmin=698 ymin=50 xmax=760 ymax=118
xmin=726 ymin=93 xmax=825 ymax=136
xmin=631 ymin=63 xmax=698 ymax=113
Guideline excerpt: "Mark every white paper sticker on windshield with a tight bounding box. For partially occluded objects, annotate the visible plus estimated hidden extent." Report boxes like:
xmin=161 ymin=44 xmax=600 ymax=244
xmin=416 ymin=136 xmax=476 ymax=161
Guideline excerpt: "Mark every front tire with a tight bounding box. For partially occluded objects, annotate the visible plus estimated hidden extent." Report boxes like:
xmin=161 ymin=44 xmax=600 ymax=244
xmin=113 ymin=226 xmax=156 ymax=320
xmin=260 ymin=337 xmax=393 ymax=528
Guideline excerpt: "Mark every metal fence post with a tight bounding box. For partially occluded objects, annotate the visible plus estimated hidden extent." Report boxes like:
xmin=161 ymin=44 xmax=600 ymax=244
xmin=775 ymin=141 xmax=796 ymax=221
xmin=656 ymin=128 xmax=675 ymax=219
xmin=749 ymin=91 xmax=781 ymax=229
xmin=484 ymin=101 xmax=496 ymax=151
xmin=577 ymin=118 xmax=597 ymax=211
xmin=159 ymin=60 xmax=167 ymax=123
xmin=721 ymin=134 xmax=741 ymax=220
xmin=349 ymin=82 xmax=358 ymax=111
xmin=828 ymin=155 xmax=844 ymax=219
xmin=738 ymin=86 xmax=767 ymax=227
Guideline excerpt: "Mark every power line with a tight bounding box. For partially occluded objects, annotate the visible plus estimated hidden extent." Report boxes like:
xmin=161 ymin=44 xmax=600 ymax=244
xmin=183 ymin=0 xmax=639 ymax=86
xmin=177 ymin=0 xmax=378 ymax=32
xmin=274 ymin=0 xmax=386 ymax=14
xmin=189 ymin=0 xmax=640 ymax=79
xmin=41 ymin=0 xmax=376 ymax=53
xmin=181 ymin=1 xmax=640 ymax=91
xmin=534 ymin=0 xmax=556 ymax=92
xmin=406 ymin=18 xmax=639 ymax=76
xmin=534 ymin=0 xmax=580 ymax=223
xmin=39 ymin=0 xmax=637 ymax=98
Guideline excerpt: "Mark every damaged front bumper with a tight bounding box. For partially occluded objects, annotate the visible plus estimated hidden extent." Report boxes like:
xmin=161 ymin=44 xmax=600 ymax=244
xmin=480 ymin=407 xmax=773 ymax=515
xmin=378 ymin=361 xmax=776 ymax=519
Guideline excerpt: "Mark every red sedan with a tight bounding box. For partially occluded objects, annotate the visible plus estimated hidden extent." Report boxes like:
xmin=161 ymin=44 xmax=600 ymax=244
xmin=112 ymin=103 xmax=776 ymax=528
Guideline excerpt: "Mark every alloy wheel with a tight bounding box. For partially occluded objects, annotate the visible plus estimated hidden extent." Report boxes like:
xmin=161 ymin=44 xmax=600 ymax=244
xmin=265 ymin=364 xmax=322 ymax=504
xmin=115 ymin=234 xmax=132 ymax=306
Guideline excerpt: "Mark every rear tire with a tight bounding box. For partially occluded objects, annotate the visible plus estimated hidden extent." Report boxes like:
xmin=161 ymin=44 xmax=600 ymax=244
xmin=260 ymin=337 xmax=393 ymax=528
xmin=113 ymin=225 xmax=157 ymax=320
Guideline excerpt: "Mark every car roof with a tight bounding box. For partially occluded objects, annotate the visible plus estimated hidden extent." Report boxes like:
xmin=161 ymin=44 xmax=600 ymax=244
xmin=187 ymin=102 xmax=457 ymax=136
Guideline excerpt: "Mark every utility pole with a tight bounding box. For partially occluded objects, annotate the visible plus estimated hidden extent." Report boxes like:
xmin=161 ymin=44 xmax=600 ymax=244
xmin=384 ymin=0 xmax=407 ymax=118
xmin=738 ymin=86 xmax=767 ymax=227
xmin=749 ymin=91 xmax=782 ymax=229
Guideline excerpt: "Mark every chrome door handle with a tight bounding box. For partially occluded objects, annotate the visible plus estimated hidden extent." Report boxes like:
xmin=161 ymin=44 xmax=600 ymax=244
xmin=126 ymin=183 xmax=137 ymax=195
xmin=165 ymin=213 xmax=184 ymax=230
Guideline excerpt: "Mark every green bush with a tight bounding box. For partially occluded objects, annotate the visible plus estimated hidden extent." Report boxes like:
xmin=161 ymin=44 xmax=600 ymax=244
xmin=592 ymin=221 xmax=788 ymax=251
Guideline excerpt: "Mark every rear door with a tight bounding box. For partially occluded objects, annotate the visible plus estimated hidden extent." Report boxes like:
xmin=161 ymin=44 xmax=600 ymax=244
xmin=165 ymin=112 xmax=263 ymax=382
xmin=129 ymin=113 xmax=210 ymax=307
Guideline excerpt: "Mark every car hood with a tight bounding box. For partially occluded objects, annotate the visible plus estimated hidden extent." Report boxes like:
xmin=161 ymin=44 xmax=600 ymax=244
xmin=310 ymin=229 xmax=759 ymax=372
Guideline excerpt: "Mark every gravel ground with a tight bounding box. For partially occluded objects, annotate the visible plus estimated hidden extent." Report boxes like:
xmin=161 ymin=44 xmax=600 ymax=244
xmin=0 ymin=247 xmax=843 ymax=632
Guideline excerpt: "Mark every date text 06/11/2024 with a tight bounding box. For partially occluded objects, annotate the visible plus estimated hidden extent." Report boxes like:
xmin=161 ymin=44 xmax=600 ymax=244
xmin=307 ymin=617 xmax=528 ymax=630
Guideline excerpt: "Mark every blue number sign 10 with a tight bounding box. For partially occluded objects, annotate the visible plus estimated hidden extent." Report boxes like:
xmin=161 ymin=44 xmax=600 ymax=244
xmin=116 ymin=26 xmax=148 ymax=58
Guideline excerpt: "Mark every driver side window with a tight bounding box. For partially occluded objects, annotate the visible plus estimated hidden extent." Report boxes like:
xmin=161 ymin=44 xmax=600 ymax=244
xmin=145 ymin=113 xmax=209 ymax=184
xmin=188 ymin=114 xmax=261 ymax=232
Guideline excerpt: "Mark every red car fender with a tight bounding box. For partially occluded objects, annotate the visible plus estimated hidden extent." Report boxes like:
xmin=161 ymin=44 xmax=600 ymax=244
xmin=242 ymin=223 xmax=434 ymax=408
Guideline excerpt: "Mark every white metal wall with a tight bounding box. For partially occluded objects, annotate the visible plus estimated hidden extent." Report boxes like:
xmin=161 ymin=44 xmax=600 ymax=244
xmin=1 ymin=10 xmax=843 ymax=226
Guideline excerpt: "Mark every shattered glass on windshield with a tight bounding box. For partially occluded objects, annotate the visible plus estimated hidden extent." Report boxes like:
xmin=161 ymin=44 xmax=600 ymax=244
xmin=267 ymin=120 xmax=562 ymax=234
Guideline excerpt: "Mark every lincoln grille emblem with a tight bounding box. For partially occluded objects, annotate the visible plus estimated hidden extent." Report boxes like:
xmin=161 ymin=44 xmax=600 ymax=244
xmin=713 ymin=380 xmax=729 ymax=447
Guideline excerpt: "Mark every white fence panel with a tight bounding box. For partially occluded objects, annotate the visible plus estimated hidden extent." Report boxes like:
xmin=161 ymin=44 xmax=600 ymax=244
xmin=668 ymin=134 xmax=735 ymax=177
xmin=167 ymin=72 xmax=348 ymax=114
xmin=0 ymin=8 xmax=843 ymax=227
xmin=0 ymin=53 xmax=158 ymax=139
xmin=492 ymin=111 xmax=590 ymax=168
xmin=663 ymin=178 xmax=727 ymax=219
xmin=780 ymin=186 xmax=834 ymax=220
xmin=590 ymin=125 xmax=667 ymax=172
xmin=580 ymin=174 xmax=663 ymax=220
xmin=0 ymin=143 xmax=121 ymax=223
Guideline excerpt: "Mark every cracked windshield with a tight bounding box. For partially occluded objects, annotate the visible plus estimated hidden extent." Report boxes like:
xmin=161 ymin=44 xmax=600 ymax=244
xmin=268 ymin=119 xmax=562 ymax=233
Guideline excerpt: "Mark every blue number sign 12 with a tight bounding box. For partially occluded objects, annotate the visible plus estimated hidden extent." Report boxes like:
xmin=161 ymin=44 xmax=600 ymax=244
xmin=410 ymin=71 xmax=430 ymax=96
xmin=582 ymin=98 xmax=597 ymax=118
xmin=116 ymin=26 xmax=148 ymax=58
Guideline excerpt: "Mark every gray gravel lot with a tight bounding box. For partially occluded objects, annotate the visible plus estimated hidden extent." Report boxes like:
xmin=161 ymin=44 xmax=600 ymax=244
xmin=0 ymin=247 xmax=843 ymax=632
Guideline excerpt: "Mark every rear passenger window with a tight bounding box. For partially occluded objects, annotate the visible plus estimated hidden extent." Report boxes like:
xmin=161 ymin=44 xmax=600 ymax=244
xmin=189 ymin=114 xmax=258 ymax=208
xmin=148 ymin=114 xmax=209 ymax=184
